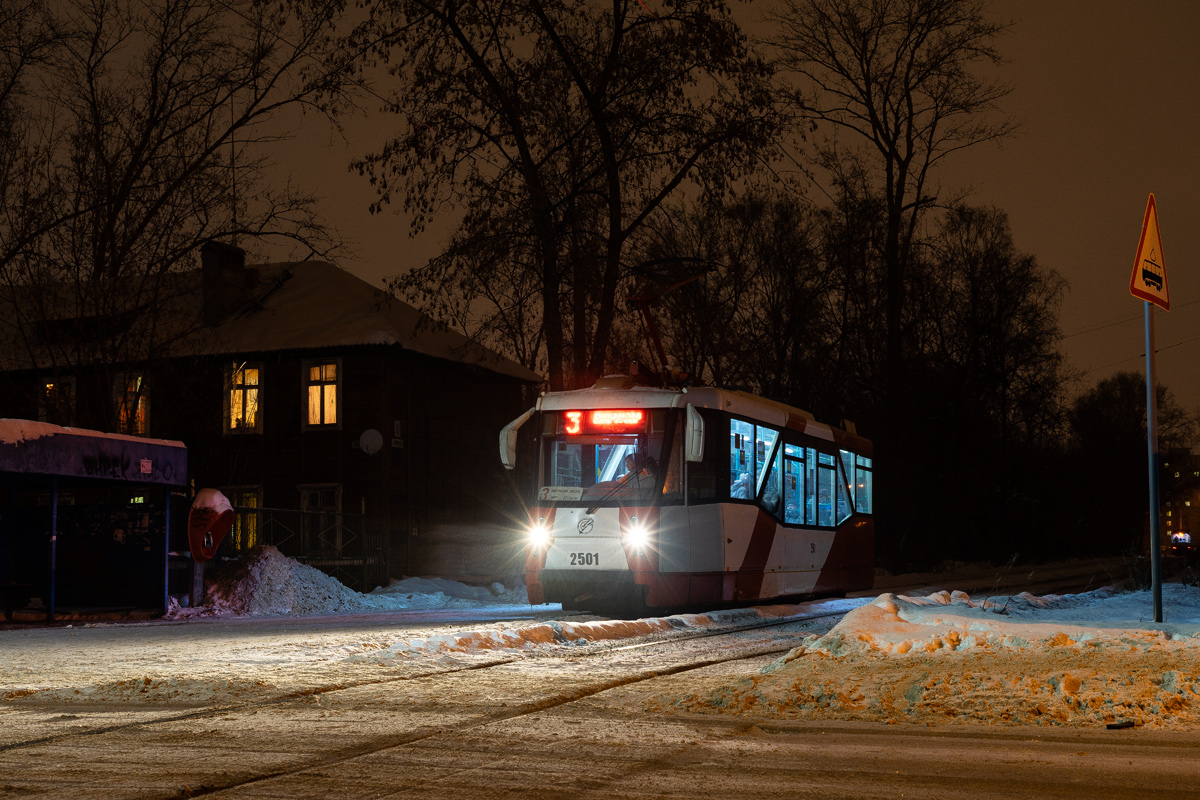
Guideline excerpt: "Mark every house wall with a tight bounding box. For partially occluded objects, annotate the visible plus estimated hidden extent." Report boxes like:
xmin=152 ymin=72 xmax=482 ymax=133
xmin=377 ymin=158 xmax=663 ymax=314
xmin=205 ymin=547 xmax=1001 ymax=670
xmin=0 ymin=345 xmax=534 ymax=583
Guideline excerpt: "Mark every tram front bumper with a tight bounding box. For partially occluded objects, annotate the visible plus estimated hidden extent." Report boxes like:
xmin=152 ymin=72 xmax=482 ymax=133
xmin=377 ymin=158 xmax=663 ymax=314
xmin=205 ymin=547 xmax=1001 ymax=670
xmin=539 ymin=569 xmax=640 ymax=607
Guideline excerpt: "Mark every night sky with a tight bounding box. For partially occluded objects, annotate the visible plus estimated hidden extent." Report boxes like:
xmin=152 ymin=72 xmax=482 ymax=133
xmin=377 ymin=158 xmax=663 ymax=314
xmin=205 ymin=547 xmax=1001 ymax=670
xmin=274 ymin=0 xmax=1200 ymax=409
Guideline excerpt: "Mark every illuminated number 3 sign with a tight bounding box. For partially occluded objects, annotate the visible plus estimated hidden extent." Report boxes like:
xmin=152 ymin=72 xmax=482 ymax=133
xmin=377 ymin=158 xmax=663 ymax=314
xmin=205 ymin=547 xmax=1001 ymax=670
xmin=562 ymin=409 xmax=645 ymax=435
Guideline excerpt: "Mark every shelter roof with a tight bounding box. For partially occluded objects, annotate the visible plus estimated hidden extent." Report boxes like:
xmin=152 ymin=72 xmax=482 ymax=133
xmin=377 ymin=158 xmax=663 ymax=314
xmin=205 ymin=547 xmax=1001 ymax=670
xmin=0 ymin=419 xmax=186 ymax=485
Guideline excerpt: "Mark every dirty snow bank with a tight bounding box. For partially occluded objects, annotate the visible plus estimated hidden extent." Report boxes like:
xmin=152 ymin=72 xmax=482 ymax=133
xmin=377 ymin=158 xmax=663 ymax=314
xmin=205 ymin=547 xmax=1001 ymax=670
xmin=661 ymin=584 xmax=1200 ymax=729
xmin=171 ymin=545 xmax=529 ymax=618
xmin=350 ymin=601 xmax=854 ymax=662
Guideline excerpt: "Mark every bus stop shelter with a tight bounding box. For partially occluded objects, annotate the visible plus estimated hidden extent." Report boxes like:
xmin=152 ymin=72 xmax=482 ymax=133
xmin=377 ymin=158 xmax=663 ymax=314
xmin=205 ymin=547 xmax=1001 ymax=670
xmin=0 ymin=419 xmax=187 ymax=620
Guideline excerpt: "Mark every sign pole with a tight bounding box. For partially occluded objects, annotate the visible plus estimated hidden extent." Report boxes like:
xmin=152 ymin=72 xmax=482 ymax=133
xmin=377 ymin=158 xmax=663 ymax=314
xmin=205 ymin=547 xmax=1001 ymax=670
xmin=1144 ymin=300 xmax=1163 ymax=622
xmin=1129 ymin=193 xmax=1167 ymax=623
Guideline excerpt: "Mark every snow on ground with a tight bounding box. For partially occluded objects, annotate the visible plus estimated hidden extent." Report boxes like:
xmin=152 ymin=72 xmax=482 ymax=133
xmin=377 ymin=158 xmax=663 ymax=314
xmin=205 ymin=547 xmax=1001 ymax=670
xmin=656 ymin=583 xmax=1200 ymax=729
xmin=20 ymin=545 xmax=1200 ymax=731
xmin=169 ymin=544 xmax=531 ymax=618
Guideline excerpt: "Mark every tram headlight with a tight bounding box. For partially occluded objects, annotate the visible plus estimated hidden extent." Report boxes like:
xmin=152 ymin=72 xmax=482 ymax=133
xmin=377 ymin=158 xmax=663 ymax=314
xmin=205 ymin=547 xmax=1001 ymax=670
xmin=625 ymin=515 xmax=649 ymax=550
xmin=528 ymin=519 xmax=552 ymax=549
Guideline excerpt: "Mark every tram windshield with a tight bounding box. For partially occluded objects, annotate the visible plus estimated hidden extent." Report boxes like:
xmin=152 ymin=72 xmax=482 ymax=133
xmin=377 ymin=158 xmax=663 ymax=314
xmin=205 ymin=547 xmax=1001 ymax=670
xmin=538 ymin=408 xmax=681 ymax=506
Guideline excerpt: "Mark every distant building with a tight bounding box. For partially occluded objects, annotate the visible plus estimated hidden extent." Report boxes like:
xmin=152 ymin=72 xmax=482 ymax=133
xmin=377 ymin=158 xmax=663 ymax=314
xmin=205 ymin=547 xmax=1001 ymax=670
xmin=1158 ymin=449 xmax=1200 ymax=553
xmin=0 ymin=244 xmax=542 ymax=593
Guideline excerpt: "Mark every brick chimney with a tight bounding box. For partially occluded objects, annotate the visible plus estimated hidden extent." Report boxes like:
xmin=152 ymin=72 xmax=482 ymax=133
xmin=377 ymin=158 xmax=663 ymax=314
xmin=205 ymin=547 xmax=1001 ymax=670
xmin=201 ymin=241 xmax=252 ymax=324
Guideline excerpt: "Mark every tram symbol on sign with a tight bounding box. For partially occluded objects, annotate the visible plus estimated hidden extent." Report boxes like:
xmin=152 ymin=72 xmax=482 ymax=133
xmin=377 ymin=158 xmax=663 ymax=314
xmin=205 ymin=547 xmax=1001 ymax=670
xmin=1129 ymin=193 xmax=1169 ymax=311
xmin=577 ymin=518 xmax=594 ymax=534
xmin=1142 ymin=248 xmax=1163 ymax=291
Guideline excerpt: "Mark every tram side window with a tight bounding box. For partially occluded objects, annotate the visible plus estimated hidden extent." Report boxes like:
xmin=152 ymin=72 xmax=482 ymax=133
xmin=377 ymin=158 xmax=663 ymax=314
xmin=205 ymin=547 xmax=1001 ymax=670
xmin=730 ymin=419 xmax=755 ymax=499
xmin=783 ymin=444 xmax=804 ymax=525
xmin=661 ymin=415 xmax=684 ymax=500
xmin=855 ymin=455 xmax=874 ymax=514
xmin=840 ymin=451 xmax=855 ymax=501
xmin=836 ymin=453 xmax=853 ymax=524
xmin=760 ymin=443 xmax=783 ymax=518
xmin=687 ymin=408 xmax=724 ymax=503
xmin=817 ymin=452 xmax=836 ymax=527
xmin=729 ymin=418 xmax=782 ymax=504
xmin=805 ymin=448 xmax=818 ymax=525
xmin=755 ymin=426 xmax=779 ymax=491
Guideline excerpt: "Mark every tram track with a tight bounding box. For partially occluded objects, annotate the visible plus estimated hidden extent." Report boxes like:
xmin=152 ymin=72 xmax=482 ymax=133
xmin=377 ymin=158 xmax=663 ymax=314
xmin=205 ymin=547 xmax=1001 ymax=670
xmin=152 ymin=641 xmax=810 ymax=799
xmin=0 ymin=608 xmax=844 ymax=756
xmin=1 ymin=565 xmax=1113 ymax=757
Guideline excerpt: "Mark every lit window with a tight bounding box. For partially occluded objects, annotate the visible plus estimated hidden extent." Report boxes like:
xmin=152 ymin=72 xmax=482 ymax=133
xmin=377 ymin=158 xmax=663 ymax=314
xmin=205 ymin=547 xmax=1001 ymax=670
xmin=225 ymin=487 xmax=262 ymax=550
xmin=304 ymin=361 xmax=339 ymax=427
xmin=227 ymin=363 xmax=262 ymax=433
xmin=114 ymin=372 xmax=148 ymax=435
xmin=39 ymin=377 xmax=75 ymax=425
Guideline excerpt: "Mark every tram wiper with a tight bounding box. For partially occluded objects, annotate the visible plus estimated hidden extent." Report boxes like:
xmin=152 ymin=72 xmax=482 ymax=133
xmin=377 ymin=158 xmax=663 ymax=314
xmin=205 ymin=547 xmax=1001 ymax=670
xmin=585 ymin=456 xmax=657 ymax=514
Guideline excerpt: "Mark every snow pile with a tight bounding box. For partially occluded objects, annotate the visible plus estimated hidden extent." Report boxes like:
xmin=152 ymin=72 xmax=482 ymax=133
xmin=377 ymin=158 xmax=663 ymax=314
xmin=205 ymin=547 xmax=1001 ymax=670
xmin=373 ymin=576 xmax=528 ymax=607
xmin=203 ymin=545 xmax=377 ymax=616
xmin=662 ymin=584 xmax=1200 ymax=729
xmin=177 ymin=545 xmax=528 ymax=618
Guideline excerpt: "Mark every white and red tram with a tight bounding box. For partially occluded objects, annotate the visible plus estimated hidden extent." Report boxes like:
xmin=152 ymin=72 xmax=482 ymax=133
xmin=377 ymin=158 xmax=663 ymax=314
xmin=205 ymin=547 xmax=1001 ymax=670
xmin=500 ymin=375 xmax=874 ymax=616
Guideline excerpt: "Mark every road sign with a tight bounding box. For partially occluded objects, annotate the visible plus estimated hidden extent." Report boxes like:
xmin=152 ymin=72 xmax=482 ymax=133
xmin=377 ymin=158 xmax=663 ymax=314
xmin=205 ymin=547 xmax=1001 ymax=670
xmin=1129 ymin=193 xmax=1169 ymax=310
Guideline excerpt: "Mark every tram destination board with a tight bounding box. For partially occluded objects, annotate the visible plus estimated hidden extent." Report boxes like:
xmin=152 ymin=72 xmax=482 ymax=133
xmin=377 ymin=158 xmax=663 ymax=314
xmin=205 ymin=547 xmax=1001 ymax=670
xmin=558 ymin=409 xmax=648 ymax=435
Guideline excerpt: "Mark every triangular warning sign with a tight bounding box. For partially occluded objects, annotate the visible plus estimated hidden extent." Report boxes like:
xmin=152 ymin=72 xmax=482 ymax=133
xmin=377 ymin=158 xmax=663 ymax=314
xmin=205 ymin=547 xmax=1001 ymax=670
xmin=1129 ymin=193 xmax=1169 ymax=311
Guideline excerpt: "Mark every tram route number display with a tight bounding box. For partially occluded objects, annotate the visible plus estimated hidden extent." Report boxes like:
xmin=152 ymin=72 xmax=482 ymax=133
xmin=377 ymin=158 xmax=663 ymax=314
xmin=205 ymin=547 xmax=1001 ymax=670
xmin=569 ymin=552 xmax=600 ymax=566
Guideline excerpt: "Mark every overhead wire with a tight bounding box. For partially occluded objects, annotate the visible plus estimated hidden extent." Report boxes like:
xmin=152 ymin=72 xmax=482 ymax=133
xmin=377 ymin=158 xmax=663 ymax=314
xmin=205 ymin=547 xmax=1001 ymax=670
xmin=1062 ymin=297 xmax=1200 ymax=340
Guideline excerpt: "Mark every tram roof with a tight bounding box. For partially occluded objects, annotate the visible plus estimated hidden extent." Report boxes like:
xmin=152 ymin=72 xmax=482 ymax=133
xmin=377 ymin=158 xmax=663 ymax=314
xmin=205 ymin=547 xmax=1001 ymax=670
xmin=536 ymin=377 xmax=871 ymax=451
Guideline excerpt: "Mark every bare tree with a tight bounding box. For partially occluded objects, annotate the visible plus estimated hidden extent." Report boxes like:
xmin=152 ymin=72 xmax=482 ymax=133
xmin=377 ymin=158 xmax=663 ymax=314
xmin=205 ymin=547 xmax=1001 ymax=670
xmin=0 ymin=0 xmax=348 ymax=430
xmin=768 ymin=0 xmax=1015 ymax=397
xmin=346 ymin=0 xmax=777 ymax=389
xmin=910 ymin=205 xmax=1068 ymax=559
xmin=0 ymin=0 xmax=66 ymax=275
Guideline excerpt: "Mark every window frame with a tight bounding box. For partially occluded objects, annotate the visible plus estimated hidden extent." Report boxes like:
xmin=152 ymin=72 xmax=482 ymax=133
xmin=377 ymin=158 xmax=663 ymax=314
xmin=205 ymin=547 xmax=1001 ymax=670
xmin=113 ymin=371 xmax=149 ymax=435
xmin=222 ymin=485 xmax=264 ymax=551
xmin=534 ymin=409 xmax=683 ymax=508
xmin=225 ymin=361 xmax=264 ymax=434
xmin=38 ymin=376 xmax=76 ymax=425
xmin=298 ymin=483 xmax=343 ymax=552
xmin=302 ymin=358 xmax=342 ymax=430
xmin=299 ymin=483 xmax=342 ymax=514
xmin=723 ymin=412 xmax=872 ymax=528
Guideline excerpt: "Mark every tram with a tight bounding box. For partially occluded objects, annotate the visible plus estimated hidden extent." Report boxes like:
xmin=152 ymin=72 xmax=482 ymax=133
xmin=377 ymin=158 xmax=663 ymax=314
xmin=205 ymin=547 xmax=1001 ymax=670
xmin=500 ymin=374 xmax=874 ymax=616
xmin=496 ymin=374 xmax=873 ymax=614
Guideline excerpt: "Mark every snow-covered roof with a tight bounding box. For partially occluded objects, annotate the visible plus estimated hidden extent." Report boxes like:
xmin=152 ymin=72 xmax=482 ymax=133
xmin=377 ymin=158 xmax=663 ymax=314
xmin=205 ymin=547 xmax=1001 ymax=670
xmin=0 ymin=261 xmax=543 ymax=384
xmin=0 ymin=418 xmax=186 ymax=484
xmin=190 ymin=262 xmax=542 ymax=383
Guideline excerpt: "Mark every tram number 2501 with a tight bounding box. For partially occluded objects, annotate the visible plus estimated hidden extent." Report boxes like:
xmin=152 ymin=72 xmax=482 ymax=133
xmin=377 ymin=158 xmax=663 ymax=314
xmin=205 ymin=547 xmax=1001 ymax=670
xmin=569 ymin=552 xmax=600 ymax=566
